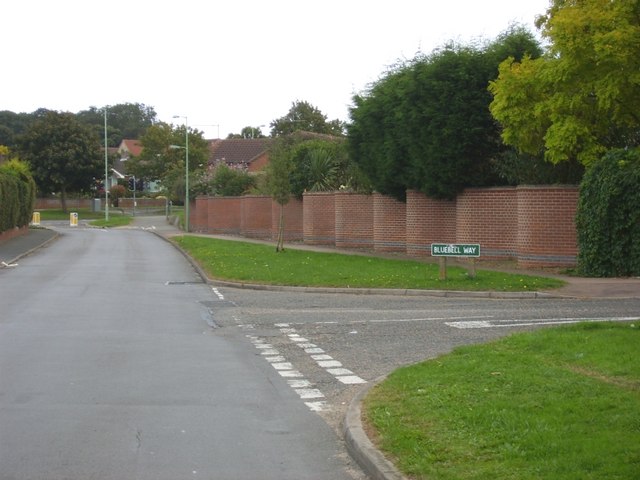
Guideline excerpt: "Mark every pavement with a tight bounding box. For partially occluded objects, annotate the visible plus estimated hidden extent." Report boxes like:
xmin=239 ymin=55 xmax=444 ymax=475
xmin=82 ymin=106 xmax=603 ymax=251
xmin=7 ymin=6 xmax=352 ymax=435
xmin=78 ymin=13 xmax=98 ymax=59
xmin=2 ymin=218 xmax=639 ymax=480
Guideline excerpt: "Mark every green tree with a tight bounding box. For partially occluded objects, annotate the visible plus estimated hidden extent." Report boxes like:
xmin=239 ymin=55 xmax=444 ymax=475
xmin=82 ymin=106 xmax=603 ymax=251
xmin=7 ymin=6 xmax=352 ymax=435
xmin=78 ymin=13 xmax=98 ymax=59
xmin=0 ymin=111 xmax=32 ymax=149
xmin=226 ymin=126 xmax=266 ymax=139
xmin=128 ymin=123 xmax=209 ymax=203
xmin=19 ymin=111 xmax=102 ymax=211
xmin=192 ymin=164 xmax=256 ymax=196
xmin=349 ymin=26 xmax=542 ymax=200
xmin=270 ymin=100 xmax=345 ymax=137
xmin=76 ymin=103 xmax=157 ymax=147
xmin=265 ymin=136 xmax=296 ymax=251
xmin=489 ymin=0 xmax=640 ymax=166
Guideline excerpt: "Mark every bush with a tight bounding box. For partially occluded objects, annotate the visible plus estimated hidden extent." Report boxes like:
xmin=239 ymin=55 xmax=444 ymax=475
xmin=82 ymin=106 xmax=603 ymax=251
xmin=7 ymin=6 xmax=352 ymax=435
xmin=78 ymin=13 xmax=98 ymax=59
xmin=576 ymin=149 xmax=640 ymax=276
xmin=0 ymin=159 xmax=36 ymax=232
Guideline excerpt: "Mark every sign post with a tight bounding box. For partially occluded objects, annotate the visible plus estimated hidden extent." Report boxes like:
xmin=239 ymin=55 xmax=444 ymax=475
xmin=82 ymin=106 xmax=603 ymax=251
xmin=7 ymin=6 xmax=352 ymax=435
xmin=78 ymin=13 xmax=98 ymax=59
xmin=430 ymin=243 xmax=481 ymax=279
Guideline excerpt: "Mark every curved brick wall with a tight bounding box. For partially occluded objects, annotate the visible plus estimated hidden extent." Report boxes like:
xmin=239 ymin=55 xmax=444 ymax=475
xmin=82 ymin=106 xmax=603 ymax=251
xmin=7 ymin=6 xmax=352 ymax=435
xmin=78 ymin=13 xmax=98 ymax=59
xmin=335 ymin=192 xmax=373 ymax=249
xmin=303 ymin=192 xmax=335 ymax=245
xmin=456 ymin=188 xmax=518 ymax=259
xmin=406 ymin=190 xmax=456 ymax=256
xmin=373 ymin=193 xmax=406 ymax=252
xmin=241 ymin=196 xmax=272 ymax=239
xmin=271 ymin=197 xmax=304 ymax=242
xmin=516 ymin=186 xmax=578 ymax=267
xmin=192 ymin=186 xmax=580 ymax=268
xmin=207 ymin=197 xmax=241 ymax=235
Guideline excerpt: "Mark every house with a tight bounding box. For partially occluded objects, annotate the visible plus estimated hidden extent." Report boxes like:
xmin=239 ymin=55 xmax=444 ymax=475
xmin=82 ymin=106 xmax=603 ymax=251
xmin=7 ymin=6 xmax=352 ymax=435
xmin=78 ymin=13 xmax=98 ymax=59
xmin=114 ymin=139 xmax=142 ymax=177
xmin=208 ymin=138 xmax=270 ymax=172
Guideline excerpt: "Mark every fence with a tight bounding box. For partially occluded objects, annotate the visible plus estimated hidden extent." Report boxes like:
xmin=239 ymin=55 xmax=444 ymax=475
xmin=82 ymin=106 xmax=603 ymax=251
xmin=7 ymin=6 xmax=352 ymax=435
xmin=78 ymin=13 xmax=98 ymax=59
xmin=188 ymin=186 xmax=580 ymax=268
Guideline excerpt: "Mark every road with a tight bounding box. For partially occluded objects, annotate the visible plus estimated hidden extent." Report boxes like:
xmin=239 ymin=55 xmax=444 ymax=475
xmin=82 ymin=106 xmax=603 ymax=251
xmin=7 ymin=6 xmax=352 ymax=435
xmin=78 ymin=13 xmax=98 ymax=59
xmin=0 ymin=226 xmax=364 ymax=480
xmin=207 ymin=286 xmax=640 ymax=431
xmin=2 ymin=224 xmax=638 ymax=479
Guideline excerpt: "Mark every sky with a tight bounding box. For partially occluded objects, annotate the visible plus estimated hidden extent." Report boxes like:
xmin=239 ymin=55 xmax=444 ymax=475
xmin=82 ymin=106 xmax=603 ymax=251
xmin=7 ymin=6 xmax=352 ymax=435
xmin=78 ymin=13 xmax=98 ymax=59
xmin=3 ymin=0 xmax=551 ymax=139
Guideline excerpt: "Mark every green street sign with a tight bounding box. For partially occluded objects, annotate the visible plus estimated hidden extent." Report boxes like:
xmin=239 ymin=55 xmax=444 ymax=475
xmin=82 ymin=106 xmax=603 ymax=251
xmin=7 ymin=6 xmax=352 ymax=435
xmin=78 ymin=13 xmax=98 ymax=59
xmin=431 ymin=243 xmax=480 ymax=257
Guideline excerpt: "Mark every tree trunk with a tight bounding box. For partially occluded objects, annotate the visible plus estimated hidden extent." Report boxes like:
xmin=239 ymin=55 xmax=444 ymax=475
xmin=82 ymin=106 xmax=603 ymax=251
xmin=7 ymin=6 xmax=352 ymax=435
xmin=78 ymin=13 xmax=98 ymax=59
xmin=276 ymin=203 xmax=285 ymax=252
xmin=60 ymin=187 xmax=68 ymax=213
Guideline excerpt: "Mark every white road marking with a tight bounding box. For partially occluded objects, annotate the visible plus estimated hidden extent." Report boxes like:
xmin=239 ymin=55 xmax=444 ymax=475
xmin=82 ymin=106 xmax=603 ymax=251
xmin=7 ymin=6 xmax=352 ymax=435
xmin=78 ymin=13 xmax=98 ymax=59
xmin=260 ymin=349 xmax=281 ymax=355
xmin=314 ymin=315 xmax=495 ymax=325
xmin=280 ymin=325 xmax=368 ymax=386
xmin=211 ymin=287 xmax=224 ymax=300
xmin=295 ymin=388 xmax=325 ymax=399
xmin=318 ymin=360 xmax=342 ymax=368
xmin=327 ymin=368 xmax=354 ymax=376
xmin=278 ymin=370 xmax=304 ymax=378
xmin=305 ymin=401 xmax=327 ymax=412
xmin=446 ymin=316 xmax=638 ymax=329
xmin=337 ymin=376 xmax=367 ymax=385
xmin=287 ymin=379 xmax=312 ymax=388
xmin=311 ymin=354 xmax=333 ymax=361
xmin=304 ymin=347 xmax=325 ymax=354
xmin=264 ymin=356 xmax=286 ymax=363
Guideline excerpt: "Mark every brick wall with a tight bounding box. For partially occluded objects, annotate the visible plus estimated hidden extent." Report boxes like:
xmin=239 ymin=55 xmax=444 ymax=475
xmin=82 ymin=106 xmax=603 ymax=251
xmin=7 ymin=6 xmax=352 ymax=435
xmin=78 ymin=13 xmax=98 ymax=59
xmin=303 ymin=192 xmax=336 ymax=245
xmin=373 ymin=193 xmax=406 ymax=252
xmin=457 ymin=188 xmax=518 ymax=259
xmin=516 ymin=186 xmax=579 ymax=267
xmin=193 ymin=197 xmax=208 ymax=232
xmin=0 ymin=225 xmax=28 ymax=245
xmin=241 ymin=196 xmax=272 ymax=239
xmin=272 ymin=197 xmax=304 ymax=242
xmin=206 ymin=197 xmax=242 ymax=234
xmin=335 ymin=192 xmax=373 ymax=249
xmin=35 ymin=198 xmax=93 ymax=209
xmin=191 ymin=186 xmax=580 ymax=268
xmin=406 ymin=190 xmax=456 ymax=256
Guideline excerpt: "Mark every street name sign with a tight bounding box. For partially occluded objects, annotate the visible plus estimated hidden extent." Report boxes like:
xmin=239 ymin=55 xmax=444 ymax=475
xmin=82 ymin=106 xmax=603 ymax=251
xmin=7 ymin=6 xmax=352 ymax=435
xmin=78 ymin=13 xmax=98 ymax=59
xmin=431 ymin=243 xmax=480 ymax=258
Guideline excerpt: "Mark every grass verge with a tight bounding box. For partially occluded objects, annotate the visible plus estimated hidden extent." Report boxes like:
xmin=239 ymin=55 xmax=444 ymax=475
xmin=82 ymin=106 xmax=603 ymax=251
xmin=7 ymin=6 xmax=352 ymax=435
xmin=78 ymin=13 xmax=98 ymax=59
xmin=363 ymin=321 xmax=640 ymax=479
xmin=173 ymin=236 xmax=564 ymax=291
xmin=37 ymin=208 xmax=132 ymax=227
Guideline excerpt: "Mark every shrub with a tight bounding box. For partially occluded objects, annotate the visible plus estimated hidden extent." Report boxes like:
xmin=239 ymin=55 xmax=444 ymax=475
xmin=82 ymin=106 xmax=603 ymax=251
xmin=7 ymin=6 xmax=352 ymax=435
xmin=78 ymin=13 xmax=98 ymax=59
xmin=576 ymin=148 xmax=640 ymax=276
xmin=0 ymin=158 xmax=36 ymax=232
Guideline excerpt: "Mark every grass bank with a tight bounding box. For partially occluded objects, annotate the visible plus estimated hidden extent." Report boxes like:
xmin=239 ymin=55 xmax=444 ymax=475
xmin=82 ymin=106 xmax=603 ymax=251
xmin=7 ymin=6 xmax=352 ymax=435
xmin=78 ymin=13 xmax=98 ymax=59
xmin=364 ymin=321 xmax=640 ymax=479
xmin=173 ymin=236 xmax=564 ymax=291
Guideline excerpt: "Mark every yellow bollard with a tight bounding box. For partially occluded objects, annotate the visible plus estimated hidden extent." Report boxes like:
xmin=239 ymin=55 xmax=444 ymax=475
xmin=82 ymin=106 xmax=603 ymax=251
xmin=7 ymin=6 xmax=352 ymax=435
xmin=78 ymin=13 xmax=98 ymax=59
xmin=32 ymin=212 xmax=41 ymax=226
xmin=70 ymin=212 xmax=78 ymax=227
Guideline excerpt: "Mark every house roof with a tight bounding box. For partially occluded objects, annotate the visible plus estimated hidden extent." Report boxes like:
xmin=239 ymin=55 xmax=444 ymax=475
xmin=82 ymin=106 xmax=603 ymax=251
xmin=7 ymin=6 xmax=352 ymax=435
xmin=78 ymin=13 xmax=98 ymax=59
xmin=119 ymin=139 xmax=143 ymax=157
xmin=208 ymin=138 xmax=269 ymax=166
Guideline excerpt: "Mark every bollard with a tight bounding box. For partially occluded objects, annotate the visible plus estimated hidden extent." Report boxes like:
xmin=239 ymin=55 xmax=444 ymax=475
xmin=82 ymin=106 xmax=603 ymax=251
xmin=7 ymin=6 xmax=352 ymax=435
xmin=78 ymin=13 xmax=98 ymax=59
xmin=70 ymin=212 xmax=78 ymax=227
xmin=32 ymin=212 xmax=41 ymax=226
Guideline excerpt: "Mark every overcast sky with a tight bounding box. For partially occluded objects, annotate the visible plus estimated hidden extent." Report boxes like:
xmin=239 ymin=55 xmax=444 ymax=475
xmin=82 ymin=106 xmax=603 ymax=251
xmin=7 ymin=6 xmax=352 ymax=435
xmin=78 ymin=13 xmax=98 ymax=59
xmin=3 ymin=0 xmax=550 ymax=139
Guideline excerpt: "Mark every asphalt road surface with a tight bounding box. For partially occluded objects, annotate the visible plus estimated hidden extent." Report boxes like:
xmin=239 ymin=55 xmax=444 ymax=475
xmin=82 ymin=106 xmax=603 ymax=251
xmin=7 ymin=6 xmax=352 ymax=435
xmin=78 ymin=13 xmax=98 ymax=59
xmin=2 ymin=223 xmax=638 ymax=479
xmin=0 ymin=226 xmax=364 ymax=480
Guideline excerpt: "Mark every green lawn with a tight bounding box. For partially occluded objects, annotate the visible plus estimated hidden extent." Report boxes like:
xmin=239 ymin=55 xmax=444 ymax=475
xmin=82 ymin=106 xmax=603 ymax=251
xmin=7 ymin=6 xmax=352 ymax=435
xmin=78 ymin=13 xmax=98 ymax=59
xmin=364 ymin=321 xmax=640 ymax=479
xmin=36 ymin=208 xmax=133 ymax=227
xmin=173 ymin=236 xmax=564 ymax=291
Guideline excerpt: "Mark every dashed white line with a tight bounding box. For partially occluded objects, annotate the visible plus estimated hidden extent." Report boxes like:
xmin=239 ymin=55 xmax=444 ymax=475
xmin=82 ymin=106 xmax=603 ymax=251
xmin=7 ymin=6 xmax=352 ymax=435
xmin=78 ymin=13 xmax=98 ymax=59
xmin=446 ymin=317 xmax=638 ymax=329
xmin=211 ymin=287 xmax=224 ymax=300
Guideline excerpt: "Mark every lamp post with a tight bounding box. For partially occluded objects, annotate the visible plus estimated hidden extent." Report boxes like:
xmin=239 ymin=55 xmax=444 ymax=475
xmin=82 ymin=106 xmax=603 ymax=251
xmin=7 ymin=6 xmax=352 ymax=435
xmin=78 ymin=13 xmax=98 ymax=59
xmin=104 ymin=106 xmax=109 ymax=221
xmin=172 ymin=115 xmax=189 ymax=232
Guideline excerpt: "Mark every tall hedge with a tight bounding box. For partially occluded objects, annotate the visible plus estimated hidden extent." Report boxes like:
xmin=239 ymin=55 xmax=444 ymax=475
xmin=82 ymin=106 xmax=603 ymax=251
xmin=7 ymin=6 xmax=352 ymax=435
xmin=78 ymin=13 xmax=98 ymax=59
xmin=576 ymin=149 xmax=640 ymax=276
xmin=0 ymin=160 xmax=36 ymax=232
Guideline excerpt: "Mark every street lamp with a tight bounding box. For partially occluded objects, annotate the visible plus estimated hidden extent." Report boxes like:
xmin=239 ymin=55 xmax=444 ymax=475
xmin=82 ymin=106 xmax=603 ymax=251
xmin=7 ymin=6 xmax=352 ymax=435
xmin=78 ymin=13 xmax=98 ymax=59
xmin=172 ymin=115 xmax=189 ymax=232
xmin=104 ymin=106 xmax=109 ymax=221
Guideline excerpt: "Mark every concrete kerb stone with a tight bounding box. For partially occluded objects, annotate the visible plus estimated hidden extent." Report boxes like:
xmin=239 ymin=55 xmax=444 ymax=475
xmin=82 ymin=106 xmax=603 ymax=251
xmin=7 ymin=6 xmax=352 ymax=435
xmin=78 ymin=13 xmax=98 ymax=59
xmin=343 ymin=378 xmax=407 ymax=480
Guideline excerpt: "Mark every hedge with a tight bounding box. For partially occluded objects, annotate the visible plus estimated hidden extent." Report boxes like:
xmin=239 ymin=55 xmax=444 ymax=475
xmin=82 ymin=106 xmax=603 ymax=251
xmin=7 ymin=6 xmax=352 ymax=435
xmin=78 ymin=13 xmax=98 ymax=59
xmin=576 ymin=148 xmax=640 ymax=277
xmin=0 ymin=162 xmax=36 ymax=233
